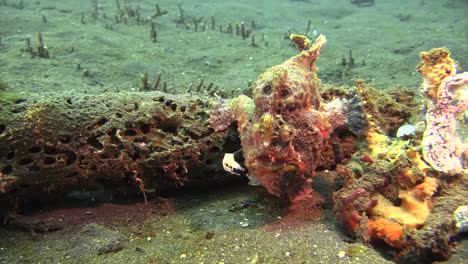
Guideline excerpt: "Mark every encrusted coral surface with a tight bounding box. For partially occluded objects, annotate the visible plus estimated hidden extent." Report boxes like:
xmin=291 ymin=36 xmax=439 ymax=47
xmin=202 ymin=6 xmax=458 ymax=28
xmin=331 ymin=47 xmax=467 ymax=262
xmin=418 ymin=48 xmax=468 ymax=174
xmin=331 ymin=136 xmax=466 ymax=261
xmin=0 ymin=91 xmax=230 ymax=212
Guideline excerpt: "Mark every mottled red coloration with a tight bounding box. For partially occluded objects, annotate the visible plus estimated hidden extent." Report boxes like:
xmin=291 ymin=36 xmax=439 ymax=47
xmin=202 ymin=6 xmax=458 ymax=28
xmin=229 ymin=35 xmax=348 ymax=200
xmin=4 ymin=200 xmax=175 ymax=230
xmin=343 ymin=188 xmax=369 ymax=204
xmin=340 ymin=210 xmax=362 ymax=232
xmin=363 ymin=198 xmax=378 ymax=211
xmin=263 ymin=191 xmax=324 ymax=231
xmin=360 ymin=153 xmax=374 ymax=163
xmin=334 ymin=187 xmax=377 ymax=233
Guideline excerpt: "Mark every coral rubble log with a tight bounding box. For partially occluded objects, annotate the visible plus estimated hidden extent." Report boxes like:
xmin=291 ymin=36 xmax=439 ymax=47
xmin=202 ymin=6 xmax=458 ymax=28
xmin=0 ymin=91 xmax=229 ymax=212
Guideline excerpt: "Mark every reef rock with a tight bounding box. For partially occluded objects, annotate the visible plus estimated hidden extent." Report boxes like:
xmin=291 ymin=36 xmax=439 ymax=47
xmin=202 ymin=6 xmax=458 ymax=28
xmin=331 ymin=47 xmax=467 ymax=262
xmin=418 ymin=48 xmax=468 ymax=175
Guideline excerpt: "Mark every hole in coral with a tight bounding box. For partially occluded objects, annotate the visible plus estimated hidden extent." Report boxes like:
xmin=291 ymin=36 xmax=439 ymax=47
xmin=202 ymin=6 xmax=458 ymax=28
xmin=131 ymin=152 xmax=139 ymax=161
xmin=43 ymin=156 xmax=56 ymax=165
xmin=170 ymin=103 xmax=177 ymax=111
xmin=286 ymin=104 xmax=296 ymax=112
xmin=87 ymin=135 xmax=104 ymax=150
xmin=97 ymin=118 xmax=108 ymax=126
xmin=28 ymin=146 xmax=42 ymax=153
xmin=133 ymin=137 xmax=147 ymax=143
xmin=115 ymin=113 xmax=123 ymax=118
xmin=140 ymin=123 xmax=151 ymax=134
xmin=18 ymin=157 xmax=34 ymax=166
xmin=91 ymin=117 xmax=109 ymax=130
xmin=14 ymin=99 xmax=26 ymax=104
xmin=188 ymin=130 xmax=201 ymax=139
xmin=59 ymin=135 xmax=72 ymax=144
xmin=180 ymin=106 xmax=186 ymax=112
xmin=262 ymin=83 xmax=272 ymax=95
xmin=0 ymin=124 xmax=5 ymax=135
xmin=44 ymin=145 xmax=59 ymax=155
xmin=124 ymin=129 xmax=137 ymax=136
xmin=66 ymin=98 xmax=73 ymax=104
xmin=124 ymin=122 xmax=134 ymax=129
xmin=108 ymin=128 xmax=122 ymax=144
xmin=65 ymin=151 xmax=77 ymax=166
xmin=99 ymin=153 xmax=111 ymax=159
xmin=392 ymin=198 xmax=402 ymax=207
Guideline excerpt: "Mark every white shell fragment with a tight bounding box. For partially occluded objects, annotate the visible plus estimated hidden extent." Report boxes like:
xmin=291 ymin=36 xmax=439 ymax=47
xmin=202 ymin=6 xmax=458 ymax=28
xmin=222 ymin=153 xmax=245 ymax=175
xmin=396 ymin=124 xmax=416 ymax=138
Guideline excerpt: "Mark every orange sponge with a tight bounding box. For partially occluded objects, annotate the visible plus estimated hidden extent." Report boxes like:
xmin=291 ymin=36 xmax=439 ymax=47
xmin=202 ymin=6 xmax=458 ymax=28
xmin=417 ymin=48 xmax=456 ymax=101
xmin=369 ymin=218 xmax=404 ymax=248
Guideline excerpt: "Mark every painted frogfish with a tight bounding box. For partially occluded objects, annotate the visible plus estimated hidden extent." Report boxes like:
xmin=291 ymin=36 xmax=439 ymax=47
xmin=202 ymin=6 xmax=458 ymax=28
xmin=209 ymin=34 xmax=347 ymax=200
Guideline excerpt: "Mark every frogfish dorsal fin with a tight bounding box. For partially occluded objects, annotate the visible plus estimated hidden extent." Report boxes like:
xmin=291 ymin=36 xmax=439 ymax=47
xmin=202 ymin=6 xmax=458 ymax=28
xmin=290 ymin=34 xmax=327 ymax=70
